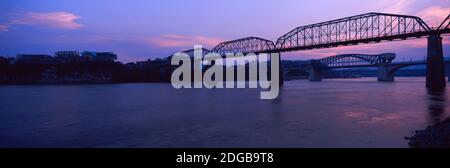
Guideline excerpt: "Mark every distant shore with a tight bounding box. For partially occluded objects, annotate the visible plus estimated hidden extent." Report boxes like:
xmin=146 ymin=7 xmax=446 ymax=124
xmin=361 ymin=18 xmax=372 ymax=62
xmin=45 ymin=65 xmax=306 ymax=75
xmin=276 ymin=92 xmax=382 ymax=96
xmin=1 ymin=57 xmax=429 ymax=85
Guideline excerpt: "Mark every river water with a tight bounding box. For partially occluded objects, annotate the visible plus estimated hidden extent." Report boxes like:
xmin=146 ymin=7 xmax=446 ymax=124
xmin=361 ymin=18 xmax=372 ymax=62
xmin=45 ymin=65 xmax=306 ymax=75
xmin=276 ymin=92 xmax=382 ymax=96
xmin=0 ymin=77 xmax=449 ymax=147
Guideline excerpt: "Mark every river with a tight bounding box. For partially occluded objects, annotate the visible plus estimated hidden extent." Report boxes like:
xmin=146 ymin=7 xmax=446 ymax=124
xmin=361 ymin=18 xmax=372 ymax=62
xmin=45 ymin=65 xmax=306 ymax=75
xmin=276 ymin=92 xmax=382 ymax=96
xmin=0 ymin=77 xmax=448 ymax=147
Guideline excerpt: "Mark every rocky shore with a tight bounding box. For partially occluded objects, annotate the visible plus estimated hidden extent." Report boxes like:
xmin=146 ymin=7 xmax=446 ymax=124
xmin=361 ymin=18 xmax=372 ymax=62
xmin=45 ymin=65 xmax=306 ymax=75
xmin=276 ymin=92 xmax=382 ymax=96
xmin=405 ymin=118 xmax=450 ymax=148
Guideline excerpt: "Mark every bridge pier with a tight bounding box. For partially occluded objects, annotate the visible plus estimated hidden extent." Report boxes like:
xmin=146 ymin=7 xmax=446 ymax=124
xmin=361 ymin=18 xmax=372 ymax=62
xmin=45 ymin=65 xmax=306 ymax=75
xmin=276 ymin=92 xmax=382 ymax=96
xmin=269 ymin=53 xmax=284 ymax=86
xmin=309 ymin=68 xmax=322 ymax=81
xmin=377 ymin=65 xmax=394 ymax=81
xmin=426 ymin=34 xmax=446 ymax=91
xmin=446 ymin=63 xmax=450 ymax=82
xmin=279 ymin=53 xmax=284 ymax=86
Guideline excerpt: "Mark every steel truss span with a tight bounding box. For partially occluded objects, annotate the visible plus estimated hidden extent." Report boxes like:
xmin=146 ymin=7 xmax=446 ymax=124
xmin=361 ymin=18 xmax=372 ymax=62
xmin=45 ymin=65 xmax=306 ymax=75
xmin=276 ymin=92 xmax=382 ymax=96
xmin=207 ymin=12 xmax=449 ymax=56
xmin=274 ymin=12 xmax=431 ymax=52
xmin=315 ymin=53 xmax=396 ymax=68
xmin=211 ymin=37 xmax=275 ymax=55
xmin=438 ymin=14 xmax=450 ymax=31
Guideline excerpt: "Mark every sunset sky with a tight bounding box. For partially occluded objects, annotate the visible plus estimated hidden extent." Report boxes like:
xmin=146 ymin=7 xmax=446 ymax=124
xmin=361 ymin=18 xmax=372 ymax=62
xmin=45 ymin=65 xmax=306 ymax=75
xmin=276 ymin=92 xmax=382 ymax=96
xmin=0 ymin=0 xmax=449 ymax=62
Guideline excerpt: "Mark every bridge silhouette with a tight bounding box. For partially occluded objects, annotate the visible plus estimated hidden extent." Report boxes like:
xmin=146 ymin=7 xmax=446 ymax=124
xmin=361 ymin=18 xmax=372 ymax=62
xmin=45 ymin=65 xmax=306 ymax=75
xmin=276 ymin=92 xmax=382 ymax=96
xmin=182 ymin=12 xmax=450 ymax=91
xmin=282 ymin=53 xmax=450 ymax=82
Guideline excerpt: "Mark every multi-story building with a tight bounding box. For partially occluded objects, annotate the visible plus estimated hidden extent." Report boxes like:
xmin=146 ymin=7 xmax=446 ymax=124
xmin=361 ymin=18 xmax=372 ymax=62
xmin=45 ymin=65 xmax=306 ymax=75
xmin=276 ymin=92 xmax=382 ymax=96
xmin=55 ymin=51 xmax=80 ymax=58
xmin=82 ymin=51 xmax=117 ymax=62
xmin=54 ymin=51 xmax=84 ymax=63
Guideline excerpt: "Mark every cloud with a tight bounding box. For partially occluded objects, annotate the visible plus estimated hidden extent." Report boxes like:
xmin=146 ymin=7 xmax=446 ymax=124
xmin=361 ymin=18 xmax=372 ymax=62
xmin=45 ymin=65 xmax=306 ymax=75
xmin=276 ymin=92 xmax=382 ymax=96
xmin=3 ymin=12 xmax=82 ymax=31
xmin=380 ymin=0 xmax=416 ymax=14
xmin=417 ymin=6 xmax=450 ymax=28
xmin=0 ymin=24 xmax=9 ymax=32
xmin=282 ymin=2 xmax=450 ymax=61
xmin=377 ymin=0 xmax=449 ymax=28
xmin=149 ymin=34 xmax=225 ymax=48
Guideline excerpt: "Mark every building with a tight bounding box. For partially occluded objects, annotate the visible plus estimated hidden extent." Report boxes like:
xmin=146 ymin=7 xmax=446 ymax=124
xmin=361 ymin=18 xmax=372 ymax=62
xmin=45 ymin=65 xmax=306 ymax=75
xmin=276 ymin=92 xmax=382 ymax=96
xmin=15 ymin=54 xmax=52 ymax=64
xmin=82 ymin=51 xmax=117 ymax=62
xmin=55 ymin=51 xmax=80 ymax=58
xmin=54 ymin=51 xmax=85 ymax=63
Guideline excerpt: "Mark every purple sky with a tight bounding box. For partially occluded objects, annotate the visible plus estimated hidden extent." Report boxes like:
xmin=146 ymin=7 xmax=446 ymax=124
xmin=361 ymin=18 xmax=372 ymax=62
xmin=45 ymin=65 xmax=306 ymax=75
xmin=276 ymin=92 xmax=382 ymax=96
xmin=0 ymin=0 xmax=449 ymax=62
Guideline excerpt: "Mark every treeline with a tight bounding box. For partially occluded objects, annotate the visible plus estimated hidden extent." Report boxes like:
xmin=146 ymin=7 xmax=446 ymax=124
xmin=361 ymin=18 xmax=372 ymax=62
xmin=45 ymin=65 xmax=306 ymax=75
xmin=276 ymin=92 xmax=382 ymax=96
xmin=0 ymin=59 xmax=174 ymax=84
xmin=0 ymin=57 xmax=322 ymax=84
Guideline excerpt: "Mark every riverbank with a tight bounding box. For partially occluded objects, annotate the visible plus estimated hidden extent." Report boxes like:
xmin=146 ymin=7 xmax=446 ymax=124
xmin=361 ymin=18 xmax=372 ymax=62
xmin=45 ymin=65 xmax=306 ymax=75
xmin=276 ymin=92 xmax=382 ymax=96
xmin=406 ymin=118 xmax=450 ymax=148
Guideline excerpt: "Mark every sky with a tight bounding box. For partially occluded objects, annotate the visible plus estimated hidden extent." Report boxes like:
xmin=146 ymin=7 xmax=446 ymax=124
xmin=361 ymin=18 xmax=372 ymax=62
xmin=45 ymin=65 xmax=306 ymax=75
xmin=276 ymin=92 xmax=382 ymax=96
xmin=0 ymin=0 xmax=449 ymax=63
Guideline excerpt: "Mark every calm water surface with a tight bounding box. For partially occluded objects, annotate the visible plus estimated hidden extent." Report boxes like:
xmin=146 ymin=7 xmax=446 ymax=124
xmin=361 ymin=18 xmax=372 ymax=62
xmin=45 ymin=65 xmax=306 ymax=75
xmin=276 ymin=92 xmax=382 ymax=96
xmin=0 ymin=77 xmax=449 ymax=147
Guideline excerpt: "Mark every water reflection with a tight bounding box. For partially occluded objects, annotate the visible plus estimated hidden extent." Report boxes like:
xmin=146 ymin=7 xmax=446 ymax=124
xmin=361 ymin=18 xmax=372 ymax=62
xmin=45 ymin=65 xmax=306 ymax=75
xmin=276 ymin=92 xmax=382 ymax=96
xmin=271 ymin=87 xmax=283 ymax=105
xmin=426 ymin=90 xmax=447 ymax=125
xmin=405 ymin=89 xmax=450 ymax=148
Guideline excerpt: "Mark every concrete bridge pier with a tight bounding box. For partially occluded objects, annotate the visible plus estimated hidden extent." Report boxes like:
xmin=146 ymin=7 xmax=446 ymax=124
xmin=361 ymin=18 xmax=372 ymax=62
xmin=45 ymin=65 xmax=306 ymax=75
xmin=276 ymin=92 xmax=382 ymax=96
xmin=278 ymin=59 xmax=284 ymax=86
xmin=309 ymin=68 xmax=322 ymax=81
xmin=268 ymin=53 xmax=284 ymax=86
xmin=426 ymin=34 xmax=446 ymax=91
xmin=446 ymin=63 xmax=450 ymax=82
xmin=278 ymin=53 xmax=284 ymax=86
xmin=377 ymin=65 xmax=394 ymax=81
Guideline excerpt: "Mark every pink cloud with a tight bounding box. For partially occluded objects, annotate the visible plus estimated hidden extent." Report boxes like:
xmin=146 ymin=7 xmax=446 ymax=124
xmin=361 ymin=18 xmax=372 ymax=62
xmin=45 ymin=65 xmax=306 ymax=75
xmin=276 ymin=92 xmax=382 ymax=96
xmin=10 ymin=12 xmax=82 ymax=30
xmin=0 ymin=24 xmax=9 ymax=32
xmin=149 ymin=34 xmax=225 ymax=48
xmin=377 ymin=1 xmax=449 ymax=28
xmin=379 ymin=0 xmax=416 ymax=14
xmin=344 ymin=112 xmax=368 ymax=119
xmin=417 ymin=6 xmax=450 ymax=28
